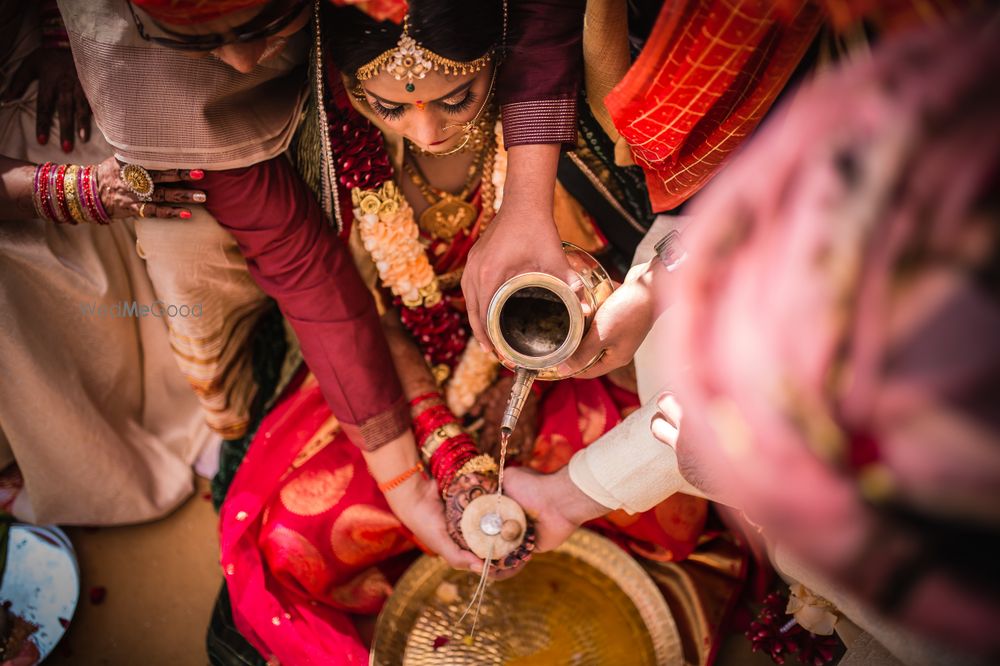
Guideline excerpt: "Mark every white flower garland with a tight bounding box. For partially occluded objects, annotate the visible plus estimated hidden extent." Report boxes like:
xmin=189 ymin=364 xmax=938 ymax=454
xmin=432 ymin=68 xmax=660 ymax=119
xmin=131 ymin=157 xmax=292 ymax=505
xmin=491 ymin=121 xmax=507 ymax=213
xmin=354 ymin=122 xmax=508 ymax=412
xmin=446 ymin=338 xmax=500 ymax=416
xmin=353 ymin=180 xmax=441 ymax=308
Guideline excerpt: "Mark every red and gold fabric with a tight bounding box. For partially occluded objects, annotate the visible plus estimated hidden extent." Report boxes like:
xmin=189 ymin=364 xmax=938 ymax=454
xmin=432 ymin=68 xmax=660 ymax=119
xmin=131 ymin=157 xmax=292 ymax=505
xmin=601 ymin=0 xmax=823 ymax=212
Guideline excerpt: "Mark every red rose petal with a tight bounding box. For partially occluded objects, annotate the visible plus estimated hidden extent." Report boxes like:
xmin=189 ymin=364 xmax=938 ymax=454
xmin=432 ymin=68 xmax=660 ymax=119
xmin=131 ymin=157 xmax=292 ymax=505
xmin=89 ymin=586 xmax=106 ymax=605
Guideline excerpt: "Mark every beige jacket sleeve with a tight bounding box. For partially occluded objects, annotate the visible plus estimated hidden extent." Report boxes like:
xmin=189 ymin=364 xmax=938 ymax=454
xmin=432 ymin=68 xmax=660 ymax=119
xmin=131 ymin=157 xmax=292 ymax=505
xmin=568 ymin=396 xmax=705 ymax=514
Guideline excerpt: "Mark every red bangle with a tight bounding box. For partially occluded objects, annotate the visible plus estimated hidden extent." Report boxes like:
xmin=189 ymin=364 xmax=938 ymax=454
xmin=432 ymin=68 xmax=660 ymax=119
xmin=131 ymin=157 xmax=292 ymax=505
xmin=50 ymin=164 xmax=72 ymax=224
xmin=413 ymin=404 xmax=457 ymax=443
xmin=76 ymin=166 xmax=95 ymax=224
xmin=414 ymin=406 xmax=451 ymax=428
xmin=33 ymin=163 xmax=55 ymax=222
xmin=78 ymin=166 xmax=95 ymax=224
xmin=428 ymin=432 xmax=478 ymax=493
xmin=408 ymin=391 xmax=442 ymax=408
xmin=41 ymin=163 xmax=57 ymax=222
xmin=80 ymin=166 xmax=109 ymax=224
xmin=87 ymin=167 xmax=111 ymax=223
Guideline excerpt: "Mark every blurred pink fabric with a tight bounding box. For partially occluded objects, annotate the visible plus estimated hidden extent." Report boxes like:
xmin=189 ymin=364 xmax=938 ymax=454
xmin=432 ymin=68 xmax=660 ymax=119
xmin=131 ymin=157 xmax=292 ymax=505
xmin=666 ymin=11 xmax=1000 ymax=659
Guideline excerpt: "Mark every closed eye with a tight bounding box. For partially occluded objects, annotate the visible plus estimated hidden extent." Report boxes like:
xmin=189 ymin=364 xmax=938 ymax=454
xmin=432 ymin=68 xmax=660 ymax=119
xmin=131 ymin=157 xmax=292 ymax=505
xmin=437 ymin=90 xmax=477 ymax=115
xmin=370 ymin=99 xmax=406 ymax=120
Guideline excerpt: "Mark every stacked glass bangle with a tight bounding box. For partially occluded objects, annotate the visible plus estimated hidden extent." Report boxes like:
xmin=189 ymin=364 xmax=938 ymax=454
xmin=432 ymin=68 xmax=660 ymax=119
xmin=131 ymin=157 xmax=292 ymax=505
xmin=411 ymin=396 xmax=481 ymax=493
xmin=32 ymin=162 xmax=111 ymax=225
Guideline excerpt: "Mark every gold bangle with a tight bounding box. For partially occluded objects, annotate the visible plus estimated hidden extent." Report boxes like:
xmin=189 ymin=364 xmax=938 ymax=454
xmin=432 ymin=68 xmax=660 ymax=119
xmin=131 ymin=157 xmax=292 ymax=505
xmin=63 ymin=165 xmax=88 ymax=225
xmin=455 ymin=453 xmax=498 ymax=479
xmin=419 ymin=422 xmax=464 ymax=461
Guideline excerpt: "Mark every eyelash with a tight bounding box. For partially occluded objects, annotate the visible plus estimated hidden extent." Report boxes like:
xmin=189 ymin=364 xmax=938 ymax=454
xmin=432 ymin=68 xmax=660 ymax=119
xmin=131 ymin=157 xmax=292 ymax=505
xmin=441 ymin=90 xmax=477 ymax=115
xmin=369 ymin=90 xmax=477 ymax=120
xmin=371 ymin=101 xmax=406 ymax=120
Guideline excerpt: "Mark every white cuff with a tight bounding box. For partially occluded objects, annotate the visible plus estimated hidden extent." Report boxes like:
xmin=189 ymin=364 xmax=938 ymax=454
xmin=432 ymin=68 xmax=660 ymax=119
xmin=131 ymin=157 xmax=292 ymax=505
xmin=567 ymin=398 xmax=700 ymax=514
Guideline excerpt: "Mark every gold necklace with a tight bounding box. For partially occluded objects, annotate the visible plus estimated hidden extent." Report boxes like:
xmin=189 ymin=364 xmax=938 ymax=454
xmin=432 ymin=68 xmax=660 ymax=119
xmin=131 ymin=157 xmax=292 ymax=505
xmin=403 ymin=136 xmax=496 ymax=240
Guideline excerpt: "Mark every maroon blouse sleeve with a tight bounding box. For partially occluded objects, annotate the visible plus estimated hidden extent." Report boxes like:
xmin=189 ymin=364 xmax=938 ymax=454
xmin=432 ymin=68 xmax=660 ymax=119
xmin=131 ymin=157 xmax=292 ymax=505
xmin=199 ymin=157 xmax=408 ymax=450
xmin=498 ymin=0 xmax=585 ymax=148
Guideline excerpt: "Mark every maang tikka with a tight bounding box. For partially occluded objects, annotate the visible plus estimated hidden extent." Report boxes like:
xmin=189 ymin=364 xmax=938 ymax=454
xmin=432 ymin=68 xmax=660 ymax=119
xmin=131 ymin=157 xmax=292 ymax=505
xmin=355 ymin=16 xmax=493 ymax=93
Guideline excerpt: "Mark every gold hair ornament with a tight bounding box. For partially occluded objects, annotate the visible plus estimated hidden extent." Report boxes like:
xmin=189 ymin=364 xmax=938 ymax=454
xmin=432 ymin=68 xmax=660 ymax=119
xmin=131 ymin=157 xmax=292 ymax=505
xmin=356 ymin=16 xmax=493 ymax=92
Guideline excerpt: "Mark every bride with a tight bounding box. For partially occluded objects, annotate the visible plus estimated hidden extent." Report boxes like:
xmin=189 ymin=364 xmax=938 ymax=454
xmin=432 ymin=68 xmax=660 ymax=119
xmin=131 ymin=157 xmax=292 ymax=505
xmin=213 ymin=1 xmax=716 ymax=663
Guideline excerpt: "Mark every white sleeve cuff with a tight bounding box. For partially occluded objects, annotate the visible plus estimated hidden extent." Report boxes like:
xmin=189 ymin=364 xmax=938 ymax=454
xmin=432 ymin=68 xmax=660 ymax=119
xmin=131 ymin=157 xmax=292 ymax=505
xmin=566 ymin=398 xmax=696 ymax=514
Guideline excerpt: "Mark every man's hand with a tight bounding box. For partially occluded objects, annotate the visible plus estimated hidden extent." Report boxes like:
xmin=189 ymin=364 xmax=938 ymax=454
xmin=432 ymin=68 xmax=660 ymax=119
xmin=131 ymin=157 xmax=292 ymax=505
xmin=462 ymin=144 xmax=576 ymax=353
xmin=2 ymin=48 xmax=91 ymax=152
xmin=501 ymin=466 xmax=610 ymax=553
xmin=559 ymin=260 xmax=660 ymax=378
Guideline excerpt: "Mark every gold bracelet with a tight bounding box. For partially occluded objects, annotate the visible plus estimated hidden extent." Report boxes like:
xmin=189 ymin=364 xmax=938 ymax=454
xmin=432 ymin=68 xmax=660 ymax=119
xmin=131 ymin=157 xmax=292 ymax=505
xmin=63 ymin=165 xmax=88 ymax=225
xmin=419 ymin=422 xmax=464 ymax=461
xmin=455 ymin=453 xmax=498 ymax=479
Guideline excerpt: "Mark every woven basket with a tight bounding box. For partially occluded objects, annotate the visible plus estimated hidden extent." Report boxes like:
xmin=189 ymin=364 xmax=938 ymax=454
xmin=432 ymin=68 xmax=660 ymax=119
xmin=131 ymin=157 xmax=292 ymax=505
xmin=371 ymin=529 xmax=682 ymax=665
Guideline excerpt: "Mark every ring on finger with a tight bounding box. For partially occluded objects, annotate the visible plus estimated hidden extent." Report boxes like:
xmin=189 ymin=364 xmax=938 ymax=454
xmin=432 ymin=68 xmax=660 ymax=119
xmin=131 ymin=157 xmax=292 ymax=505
xmin=120 ymin=163 xmax=155 ymax=201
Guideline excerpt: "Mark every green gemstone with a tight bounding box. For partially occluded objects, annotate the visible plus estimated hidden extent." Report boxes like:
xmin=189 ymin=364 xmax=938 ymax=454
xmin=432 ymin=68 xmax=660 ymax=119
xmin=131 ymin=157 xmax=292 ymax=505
xmin=405 ymin=82 xmax=415 ymax=92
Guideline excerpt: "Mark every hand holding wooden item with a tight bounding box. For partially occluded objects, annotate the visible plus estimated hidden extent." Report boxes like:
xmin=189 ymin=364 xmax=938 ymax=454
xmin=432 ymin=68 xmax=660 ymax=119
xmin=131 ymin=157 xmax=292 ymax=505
xmin=411 ymin=391 xmax=535 ymax=578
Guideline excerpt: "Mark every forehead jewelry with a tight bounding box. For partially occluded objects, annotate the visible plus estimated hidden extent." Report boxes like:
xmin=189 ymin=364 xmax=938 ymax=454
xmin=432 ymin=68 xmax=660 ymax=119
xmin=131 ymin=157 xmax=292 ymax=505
xmin=355 ymin=16 xmax=492 ymax=93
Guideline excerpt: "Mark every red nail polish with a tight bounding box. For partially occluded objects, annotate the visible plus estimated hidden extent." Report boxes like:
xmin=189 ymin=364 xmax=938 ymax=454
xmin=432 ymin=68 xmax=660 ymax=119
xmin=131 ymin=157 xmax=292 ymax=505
xmin=189 ymin=169 xmax=204 ymax=180
xmin=180 ymin=210 xmax=192 ymax=219
xmin=37 ymin=133 xmax=48 ymax=145
xmin=61 ymin=139 xmax=72 ymax=153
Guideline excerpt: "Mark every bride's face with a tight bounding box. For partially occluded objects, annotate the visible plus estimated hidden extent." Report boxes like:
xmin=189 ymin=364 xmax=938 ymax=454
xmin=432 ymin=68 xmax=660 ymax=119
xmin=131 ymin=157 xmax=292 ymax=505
xmin=359 ymin=64 xmax=493 ymax=154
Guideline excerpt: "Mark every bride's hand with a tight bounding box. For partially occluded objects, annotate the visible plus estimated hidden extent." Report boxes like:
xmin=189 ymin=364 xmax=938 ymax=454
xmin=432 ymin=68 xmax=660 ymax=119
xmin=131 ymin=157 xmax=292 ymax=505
xmin=364 ymin=430 xmax=482 ymax=572
xmin=443 ymin=471 xmax=536 ymax=580
xmin=383 ymin=471 xmax=484 ymax=573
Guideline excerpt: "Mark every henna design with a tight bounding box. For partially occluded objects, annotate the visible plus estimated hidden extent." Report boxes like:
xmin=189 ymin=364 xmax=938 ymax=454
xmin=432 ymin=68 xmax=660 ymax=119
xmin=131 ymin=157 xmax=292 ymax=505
xmin=443 ymin=471 xmax=537 ymax=571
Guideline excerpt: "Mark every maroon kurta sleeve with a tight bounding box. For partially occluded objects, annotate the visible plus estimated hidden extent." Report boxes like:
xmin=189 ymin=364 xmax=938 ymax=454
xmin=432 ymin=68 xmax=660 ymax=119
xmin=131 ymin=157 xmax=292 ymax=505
xmin=498 ymin=0 xmax=585 ymax=148
xmin=199 ymin=157 xmax=408 ymax=450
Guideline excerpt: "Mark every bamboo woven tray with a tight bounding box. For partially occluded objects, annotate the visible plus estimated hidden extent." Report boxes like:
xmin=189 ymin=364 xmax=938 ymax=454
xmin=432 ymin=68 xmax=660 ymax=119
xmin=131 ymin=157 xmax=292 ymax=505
xmin=371 ymin=529 xmax=682 ymax=665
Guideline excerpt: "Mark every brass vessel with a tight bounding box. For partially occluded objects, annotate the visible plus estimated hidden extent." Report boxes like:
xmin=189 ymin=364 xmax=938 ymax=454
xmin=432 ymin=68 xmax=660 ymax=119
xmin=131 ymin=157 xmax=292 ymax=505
xmin=485 ymin=243 xmax=615 ymax=435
